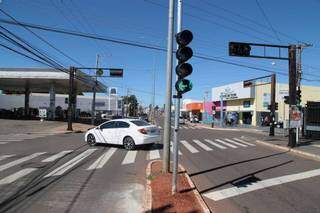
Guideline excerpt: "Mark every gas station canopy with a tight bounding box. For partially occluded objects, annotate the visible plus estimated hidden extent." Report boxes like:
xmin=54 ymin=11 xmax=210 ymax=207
xmin=0 ymin=68 xmax=107 ymax=93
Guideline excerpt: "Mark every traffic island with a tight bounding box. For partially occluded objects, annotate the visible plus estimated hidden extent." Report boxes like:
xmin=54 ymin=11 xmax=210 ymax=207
xmin=145 ymin=160 xmax=210 ymax=213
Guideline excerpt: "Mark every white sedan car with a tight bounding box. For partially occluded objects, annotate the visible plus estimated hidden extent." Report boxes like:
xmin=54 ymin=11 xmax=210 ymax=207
xmin=84 ymin=118 xmax=160 ymax=150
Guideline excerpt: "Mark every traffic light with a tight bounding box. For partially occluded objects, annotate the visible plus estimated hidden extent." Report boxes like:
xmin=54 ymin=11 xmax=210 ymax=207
xmin=243 ymin=80 xmax=253 ymax=88
xmin=175 ymin=30 xmax=193 ymax=98
xmin=267 ymin=104 xmax=271 ymax=110
xmin=296 ymin=89 xmax=301 ymax=105
xmin=284 ymin=96 xmax=289 ymax=104
xmin=275 ymin=102 xmax=278 ymax=111
xmin=110 ymin=69 xmax=123 ymax=77
xmin=229 ymin=42 xmax=251 ymax=57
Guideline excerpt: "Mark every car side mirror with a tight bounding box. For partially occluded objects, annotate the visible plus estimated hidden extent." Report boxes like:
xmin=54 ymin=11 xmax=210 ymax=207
xmin=96 ymin=126 xmax=101 ymax=130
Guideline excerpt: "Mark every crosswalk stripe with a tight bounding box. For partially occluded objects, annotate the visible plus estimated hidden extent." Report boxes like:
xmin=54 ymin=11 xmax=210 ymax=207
xmin=0 ymin=152 xmax=46 ymax=172
xmin=148 ymin=150 xmax=160 ymax=160
xmin=170 ymin=146 xmax=183 ymax=155
xmin=215 ymin=139 xmax=237 ymax=148
xmin=87 ymin=148 xmax=117 ymax=170
xmin=44 ymin=149 xmax=96 ymax=177
xmin=0 ymin=154 xmax=15 ymax=162
xmin=224 ymin=138 xmax=247 ymax=147
xmin=0 ymin=139 xmax=22 ymax=142
xmin=204 ymin=139 xmax=227 ymax=149
xmin=0 ymin=142 xmax=8 ymax=145
xmin=0 ymin=168 xmax=38 ymax=185
xmin=189 ymin=126 xmax=196 ymax=129
xmin=193 ymin=140 xmax=213 ymax=151
xmin=42 ymin=150 xmax=73 ymax=163
xmin=233 ymin=138 xmax=255 ymax=146
xmin=122 ymin=151 xmax=138 ymax=165
xmin=158 ymin=126 xmax=162 ymax=129
xmin=312 ymin=144 xmax=320 ymax=148
xmin=181 ymin=140 xmax=199 ymax=153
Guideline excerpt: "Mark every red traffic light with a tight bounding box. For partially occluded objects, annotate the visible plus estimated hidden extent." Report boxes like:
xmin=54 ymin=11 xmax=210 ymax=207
xmin=176 ymin=30 xmax=193 ymax=46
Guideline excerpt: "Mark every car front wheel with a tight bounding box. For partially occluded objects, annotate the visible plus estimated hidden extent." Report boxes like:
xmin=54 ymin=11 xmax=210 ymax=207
xmin=87 ymin=134 xmax=96 ymax=146
xmin=123 ymin=136 xmax=135 ymax=150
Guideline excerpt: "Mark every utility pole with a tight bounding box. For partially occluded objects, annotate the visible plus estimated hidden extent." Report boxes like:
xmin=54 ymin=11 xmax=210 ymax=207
xmin=220 ymin=93 xmax=224 ymax=127
xmin=67 ymin=66 xmax=76 ymax=131
xmin=91 ymin=54 xmax=100 ymax=125
xmin=172 ymin=0 xmax=182 ymax=194
xmin=288 ymin=45 xmax=297 ymax=147
xmin=162 ymin=0 xmax=175 ymax=173
xmin=270 ymin=74 xmax=276 ymax=136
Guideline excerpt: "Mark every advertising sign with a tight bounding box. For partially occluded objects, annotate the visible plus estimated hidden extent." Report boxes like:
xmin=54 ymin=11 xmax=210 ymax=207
xmin=290 ymin=105 xmax=302 ymax=128
xmin=212 ymin=82 xmax=253 ymax=101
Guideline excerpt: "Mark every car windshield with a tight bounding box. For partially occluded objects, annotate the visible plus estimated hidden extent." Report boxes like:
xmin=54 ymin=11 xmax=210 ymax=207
xmin=131 ymin=120 xmax=150 ymax=126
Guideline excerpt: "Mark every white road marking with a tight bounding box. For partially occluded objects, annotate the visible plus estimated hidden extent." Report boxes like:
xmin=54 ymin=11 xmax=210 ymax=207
xmin=170 ymin=146 xmax=183 ymax=155
xmin=87 ymin=148 xmax=117 ymax=170
xmin=0 ymin=152 xmax=46 ymax=172
xmin=189 ymin=126 xmax=196 ymax=129
xmin=204 ymin=168 xmax=320 ymax=201
xmin=224 ymin=138 xmax=247 ymax=147
xmin=312 ymin=144 xmax=320 ymax=148
xmin=148 ymin=150 xmax=160 ymax=160
xmin=0 ymin=139 xmax=23 ymax=142
xmin=204 ymin=139 xmax=227 ymax=149
xmin=122 ymin=151 xmax=138 ymax=165
xmin=0 ymin=154 xmax=15 ymax=162
xmin=44 ymin=149 xmax=96 ymax=177
xmin=0 ymin=142 xmax=8 ymax=145
xmin=215 ymin=139 xmax=237 ymax=148
xmin=193 ymin=140 xmax=213 ymax=151
xmin=233 ymin=138 xmax=255 ymax=146
xmin=180 ymin=140 xmax=199 ymax=153
xmin=42 ymin=150 xmax=73 ymax=162
xmin=158 ymin=126 xmax=162 ymax=129
xmin=0 ymin=168 xmax=38 ymax=185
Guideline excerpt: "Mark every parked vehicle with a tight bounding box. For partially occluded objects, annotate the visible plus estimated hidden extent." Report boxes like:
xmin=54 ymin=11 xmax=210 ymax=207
xmin=85 ymin=118 xmax=160 ymax=150
xmin=179 ymin=116 xmax=185 ymax=124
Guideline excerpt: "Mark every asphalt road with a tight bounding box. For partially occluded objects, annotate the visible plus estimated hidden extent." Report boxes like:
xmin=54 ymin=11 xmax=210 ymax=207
xmin=1 ymin=118 xmax=320 ymax=213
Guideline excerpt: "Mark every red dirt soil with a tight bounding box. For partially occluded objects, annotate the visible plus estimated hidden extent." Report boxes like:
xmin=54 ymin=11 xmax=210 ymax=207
xmin=150 ymin=161 xmax=204 ymax=213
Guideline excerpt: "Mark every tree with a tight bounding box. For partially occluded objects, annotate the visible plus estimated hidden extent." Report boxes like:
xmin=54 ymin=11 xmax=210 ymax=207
xmin=123 ymin=95 xmax=138 ymax=117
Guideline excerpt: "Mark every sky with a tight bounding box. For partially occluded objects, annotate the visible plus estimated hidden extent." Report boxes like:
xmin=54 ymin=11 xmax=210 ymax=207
xmin=0 ymin=0 xmax=320 ymax=107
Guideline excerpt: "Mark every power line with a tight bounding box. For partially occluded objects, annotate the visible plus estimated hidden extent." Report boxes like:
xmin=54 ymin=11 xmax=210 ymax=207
xmin=0 ymin=8 xmax=85 ymax=67
xmin=1 ymin=18 xmax=319 ymax=82
xmin=255 ymin=0 xmax=281 ymax=42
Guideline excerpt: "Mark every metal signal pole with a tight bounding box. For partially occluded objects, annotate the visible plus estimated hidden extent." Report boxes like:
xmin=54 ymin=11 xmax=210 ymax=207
xmin=67 ymin=66 xmax=75 ymax=131
xmin=270 ymin=74 xmax=276 ymax=136
xmin=288 ymin=45 xmax=297 ymax=147
xmin=172 ymin=0 xmax=182 ymax=194
xmin=91 ymin=54 xmax=100 ymax=125
xmin=162 ymin=0 xmax=175 ymax=173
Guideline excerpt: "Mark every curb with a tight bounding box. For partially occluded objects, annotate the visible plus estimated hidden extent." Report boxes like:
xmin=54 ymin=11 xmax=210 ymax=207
xmin=144 ymin=161 xmax=211 ymax=213
xmin=253 ymin=139 xmax=320 ymax=162
xmin=178 ymin=164 xmax=211 ymax=213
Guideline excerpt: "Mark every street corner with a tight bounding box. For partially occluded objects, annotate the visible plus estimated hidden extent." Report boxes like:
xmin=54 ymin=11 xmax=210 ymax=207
xmin=144 ymin=160 xmax=210 ymax=213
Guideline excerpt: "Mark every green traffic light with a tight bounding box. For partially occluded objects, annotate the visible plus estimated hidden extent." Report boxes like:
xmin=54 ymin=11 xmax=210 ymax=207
xmin=176 ymin=79 xmax=193 ymax=93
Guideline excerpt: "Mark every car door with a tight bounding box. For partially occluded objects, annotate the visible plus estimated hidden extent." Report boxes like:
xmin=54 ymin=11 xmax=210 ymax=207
xmin=99 ymin=121 xmax=118 ymax=144
xmin=113 ymin=121 xmax=130 ymax=145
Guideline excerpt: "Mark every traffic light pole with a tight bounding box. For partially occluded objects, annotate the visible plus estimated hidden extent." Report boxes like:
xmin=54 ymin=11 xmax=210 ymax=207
xmin=162 ymin=0 xmax=175 ymax=173
xmin=288 ymin=45 xmax=297 ymax=147
xmin=67 ymin=66 xmax=75 ymax=131
xmin=91 ymin=54 xmax=100 ymax=126
xmin=270 ymin=74 xmax=276 ymax=136
xmin=172 ymin=0 xmax=182 ymax=194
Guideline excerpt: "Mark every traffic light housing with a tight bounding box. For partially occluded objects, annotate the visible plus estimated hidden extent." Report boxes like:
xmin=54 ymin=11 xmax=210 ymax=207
xmin=267 ymin=104 xmax=271 ymax=110
xmin=229 ymin=42 xmax=251 ymax=57
xmin=110 ymin=69 xmax=123 ymax=77
xmin=175 ymin=30 xmax=193 ymax=98
xmin=65 ymin=97 xmax=68 ymax=104
xmin=296 ymin=89 xmax=301 ymax=105
xmin=284 ymin=96 xmax=289 ymax=104
xmin=275 ymin=102 xmax=278 ymax=111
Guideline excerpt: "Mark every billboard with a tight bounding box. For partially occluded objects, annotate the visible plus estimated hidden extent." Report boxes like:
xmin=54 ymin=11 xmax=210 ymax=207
xmin=212 ymin=82 xmax=253 ymax=101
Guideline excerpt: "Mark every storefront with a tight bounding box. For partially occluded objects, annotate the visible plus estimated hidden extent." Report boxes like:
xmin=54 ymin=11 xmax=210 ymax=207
xmin=212 ymin=81 xmax=320 ymax=126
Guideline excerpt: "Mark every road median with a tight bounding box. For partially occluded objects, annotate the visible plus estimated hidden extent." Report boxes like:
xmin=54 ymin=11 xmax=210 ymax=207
xmin=145 ymin=160 xmax=210 ymax=213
